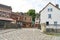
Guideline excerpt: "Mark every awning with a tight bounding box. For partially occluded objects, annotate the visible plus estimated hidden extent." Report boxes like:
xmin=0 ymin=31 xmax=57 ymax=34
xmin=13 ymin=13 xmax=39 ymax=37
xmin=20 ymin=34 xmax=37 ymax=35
xmin=0 ymin=17 xmax=14 ymax=21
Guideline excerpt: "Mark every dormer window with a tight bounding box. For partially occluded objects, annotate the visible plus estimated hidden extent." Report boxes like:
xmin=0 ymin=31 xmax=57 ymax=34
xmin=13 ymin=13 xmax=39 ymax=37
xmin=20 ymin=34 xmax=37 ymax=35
xmin=48 ymin=8 xmax=52 ymax=12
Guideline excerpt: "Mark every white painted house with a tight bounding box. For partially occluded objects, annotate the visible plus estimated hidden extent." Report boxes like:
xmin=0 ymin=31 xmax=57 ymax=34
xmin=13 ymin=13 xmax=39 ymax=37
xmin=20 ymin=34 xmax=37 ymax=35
xmin=35 ymin=14 xmax=40 ymax=24
xmin=35 ymin=14 xmax=40 ymax=28
xmin=40 ymin=2 xmax=60 ymax=32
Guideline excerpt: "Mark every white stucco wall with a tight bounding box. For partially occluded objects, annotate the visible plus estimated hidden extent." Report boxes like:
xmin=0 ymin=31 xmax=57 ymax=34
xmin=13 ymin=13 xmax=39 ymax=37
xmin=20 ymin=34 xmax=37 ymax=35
xmin=46 ymin=26 xmax=60 ymax=29
xmin=35 ymin=18 xmax=39 ymax=24
xmin=40 ymin=4 xmax=60 ymax=24
xmin=40 ymin=4 xmax=60 ymax=29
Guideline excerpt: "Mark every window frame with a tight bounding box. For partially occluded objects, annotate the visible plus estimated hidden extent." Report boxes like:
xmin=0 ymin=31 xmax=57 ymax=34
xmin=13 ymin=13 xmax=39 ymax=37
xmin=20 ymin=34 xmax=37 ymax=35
xmin=48 ymin=14 xmax=51 ymax=18
xmin=54 ymin=21 xmax=57 ymax=26
xmin=46 ymin=21 xmax=49 ymax=26
xmin=48 ymin=8 xmax=52 ymax=12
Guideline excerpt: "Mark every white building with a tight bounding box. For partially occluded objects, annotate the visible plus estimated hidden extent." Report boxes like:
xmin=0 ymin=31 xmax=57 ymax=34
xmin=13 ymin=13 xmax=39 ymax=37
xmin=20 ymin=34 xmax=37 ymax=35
xmin=35 ymin=14 xmax=40 ymax=24
xmin=40 ymin=2 xmax=60 ymax=32
xmin=35 ymin=14 xmax=40 ymax=28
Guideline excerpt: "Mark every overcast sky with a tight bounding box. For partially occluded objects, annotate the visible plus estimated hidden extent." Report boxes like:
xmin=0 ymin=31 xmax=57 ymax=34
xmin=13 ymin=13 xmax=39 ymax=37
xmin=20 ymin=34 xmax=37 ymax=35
xmin=0 ymin=0 xmax=60 ymax=13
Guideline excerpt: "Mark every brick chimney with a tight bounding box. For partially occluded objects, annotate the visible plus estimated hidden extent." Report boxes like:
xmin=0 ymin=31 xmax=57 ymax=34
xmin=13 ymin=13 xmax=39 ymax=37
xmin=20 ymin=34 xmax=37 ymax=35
xmin=55 ymin=4 xmax=59 ymax=8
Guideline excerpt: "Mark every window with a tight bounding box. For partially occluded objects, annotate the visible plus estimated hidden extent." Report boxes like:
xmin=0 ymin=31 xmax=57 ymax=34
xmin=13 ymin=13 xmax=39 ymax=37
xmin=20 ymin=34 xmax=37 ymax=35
xmin=36 ymin=18 xmax=39 ymax=20
xmin=54 ymin=21 xmax=57 ymax=26
xmin=48 ymin=8 xmax=52 ymax=12
xmin=36 ymin=22 xmax=38 ymax=23
xmin=25 ymin=17 xmax=26 ymax=20
xmin=30 ymin=18 xmax=31 ymax=20
xmin=48 ymin=14 xmax=51 ymax=18
xmin=46 ymin=21 xmax=49 ymax=26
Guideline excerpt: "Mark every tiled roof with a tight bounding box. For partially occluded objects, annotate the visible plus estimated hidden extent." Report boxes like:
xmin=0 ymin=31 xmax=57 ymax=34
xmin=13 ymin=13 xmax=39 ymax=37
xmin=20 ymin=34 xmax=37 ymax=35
xmin=39 ymin=2 xmax=60 ymax=13
xmin=0 ymin=4 xmax=12 ymax=10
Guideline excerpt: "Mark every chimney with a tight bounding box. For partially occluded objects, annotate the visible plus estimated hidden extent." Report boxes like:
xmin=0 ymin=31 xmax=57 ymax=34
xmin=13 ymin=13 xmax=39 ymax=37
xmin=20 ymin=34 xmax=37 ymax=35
xmin=55 ymin=4 xmax=59 ymax=8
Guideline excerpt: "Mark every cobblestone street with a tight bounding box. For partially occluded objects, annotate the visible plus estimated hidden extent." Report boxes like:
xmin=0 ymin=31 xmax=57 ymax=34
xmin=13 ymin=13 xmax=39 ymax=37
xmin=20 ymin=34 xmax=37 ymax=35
xmin=0 ymin=28 xmax=60 ymax=40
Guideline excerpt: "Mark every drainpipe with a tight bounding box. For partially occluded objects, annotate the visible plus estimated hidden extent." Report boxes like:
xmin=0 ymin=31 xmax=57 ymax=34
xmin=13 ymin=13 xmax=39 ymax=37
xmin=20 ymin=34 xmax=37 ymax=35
xmin=38 ymin=11 xmax=41 ymax=29
xmin=56 ymin=24 xmax=57 ymax=33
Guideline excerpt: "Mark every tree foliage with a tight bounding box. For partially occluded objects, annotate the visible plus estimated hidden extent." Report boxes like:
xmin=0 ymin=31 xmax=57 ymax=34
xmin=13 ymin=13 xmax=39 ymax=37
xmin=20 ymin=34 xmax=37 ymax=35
xmin=27 ymin=9 xmax=36 ymax=21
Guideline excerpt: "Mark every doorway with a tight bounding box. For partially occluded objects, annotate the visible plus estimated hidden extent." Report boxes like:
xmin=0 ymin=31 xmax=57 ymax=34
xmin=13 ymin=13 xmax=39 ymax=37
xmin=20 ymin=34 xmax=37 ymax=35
xmin=46 ymin=21 xmax=49 ymax=26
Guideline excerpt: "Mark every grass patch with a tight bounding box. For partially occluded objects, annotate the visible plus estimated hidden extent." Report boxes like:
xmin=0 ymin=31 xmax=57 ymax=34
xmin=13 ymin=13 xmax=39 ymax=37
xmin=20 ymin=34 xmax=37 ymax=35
xmin=44 ymin=32 xmax=60 ymax=36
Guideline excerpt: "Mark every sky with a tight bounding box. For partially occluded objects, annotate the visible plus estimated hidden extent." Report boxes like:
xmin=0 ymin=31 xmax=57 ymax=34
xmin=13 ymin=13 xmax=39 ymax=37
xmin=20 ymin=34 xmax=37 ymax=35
xmin=0 ymin=0 xmax=60 ymax=13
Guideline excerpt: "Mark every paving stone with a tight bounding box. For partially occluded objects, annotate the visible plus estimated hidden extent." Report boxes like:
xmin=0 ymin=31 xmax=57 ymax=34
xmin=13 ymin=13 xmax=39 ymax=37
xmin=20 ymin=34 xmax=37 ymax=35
xmin=0 ymin=28 xmax=60 ymax=40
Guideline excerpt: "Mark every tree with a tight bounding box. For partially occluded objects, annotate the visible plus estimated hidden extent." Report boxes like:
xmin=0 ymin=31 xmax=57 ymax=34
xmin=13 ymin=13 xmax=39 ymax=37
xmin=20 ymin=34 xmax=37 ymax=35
xmin=27 ymin=9 xmax=36 ymax=22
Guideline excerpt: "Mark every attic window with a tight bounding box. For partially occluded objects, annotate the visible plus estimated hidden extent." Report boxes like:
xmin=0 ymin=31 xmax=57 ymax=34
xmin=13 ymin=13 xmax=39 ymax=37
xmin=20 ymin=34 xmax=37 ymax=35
xmin=48 ymin=8 xmax=52 ymax=12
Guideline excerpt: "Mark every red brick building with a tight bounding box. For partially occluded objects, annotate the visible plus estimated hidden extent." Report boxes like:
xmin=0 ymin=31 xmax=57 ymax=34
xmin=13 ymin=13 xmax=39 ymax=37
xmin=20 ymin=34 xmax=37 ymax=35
xmin=23 ymin=14 xmax=32 ymax=28
xmin=10 ymin=13 xmax=32 ymax=28
xmin=0 ymin=4 xmax=32 ymax=28
xmin=34 ymin=14 xmax=40 ymax=28
xmin=0 ymin=4 xmax=14 ymax=28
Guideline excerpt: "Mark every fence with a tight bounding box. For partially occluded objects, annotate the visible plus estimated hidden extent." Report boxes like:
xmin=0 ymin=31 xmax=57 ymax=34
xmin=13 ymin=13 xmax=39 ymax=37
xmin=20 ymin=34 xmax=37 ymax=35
xmin=46 ymin=24 xmax=60 ymax=33
xmin=0 ymin=22 xmax=22 ymax=29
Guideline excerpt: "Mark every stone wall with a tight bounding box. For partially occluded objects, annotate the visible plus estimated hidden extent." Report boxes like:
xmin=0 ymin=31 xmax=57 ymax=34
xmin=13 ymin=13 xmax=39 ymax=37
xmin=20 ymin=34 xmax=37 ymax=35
xmin=46 ymin=28 xmax=60 ymax=33
xmin=41 ymin=23 xmax=46 ymax=32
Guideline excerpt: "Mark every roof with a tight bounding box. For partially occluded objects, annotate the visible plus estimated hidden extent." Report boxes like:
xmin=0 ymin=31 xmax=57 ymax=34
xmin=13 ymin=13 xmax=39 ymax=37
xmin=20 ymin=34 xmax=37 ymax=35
xmin=0 ymin=4 xmax=12 ymax=10
xmin=11 ymin=12 xmax=24 ymax=16
xmin=39 ymin=2 xmax=60 ymax=13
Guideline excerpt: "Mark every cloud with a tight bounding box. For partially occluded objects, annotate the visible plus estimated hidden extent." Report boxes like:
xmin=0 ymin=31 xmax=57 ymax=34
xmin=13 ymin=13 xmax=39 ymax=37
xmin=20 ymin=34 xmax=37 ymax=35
xmin=0 ymin=0 xmax=60 ymax=13
xmin=0 ymin=0 xmax=34 ymax=12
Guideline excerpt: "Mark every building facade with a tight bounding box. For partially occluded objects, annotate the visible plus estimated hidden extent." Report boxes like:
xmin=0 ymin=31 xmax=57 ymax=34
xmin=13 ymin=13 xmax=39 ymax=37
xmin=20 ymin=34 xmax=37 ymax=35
xmin=0 ymin=4 xmax=14 ymax=28
xmin=35 ymin=14 xmax=40 ymax=28
xmin=10 ymin=12 xmax=24 ymax=28
xmin=0 ymin=4 xmax=32 ymax=28
xmin=10 ymin=13 xmax=32 ymax=28
xmin=23 ymin=14 xmax=32 ymax=28
xmin=40 ymin=2 xmax=60 ymax=32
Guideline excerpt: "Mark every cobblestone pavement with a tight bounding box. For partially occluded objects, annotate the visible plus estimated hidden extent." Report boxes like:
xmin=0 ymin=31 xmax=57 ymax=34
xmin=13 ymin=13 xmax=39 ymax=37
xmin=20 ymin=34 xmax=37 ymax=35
xmin=0 ymin=28 xmax=60 ymax=40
